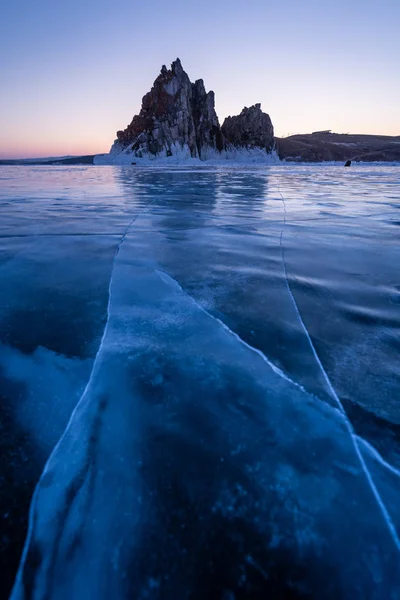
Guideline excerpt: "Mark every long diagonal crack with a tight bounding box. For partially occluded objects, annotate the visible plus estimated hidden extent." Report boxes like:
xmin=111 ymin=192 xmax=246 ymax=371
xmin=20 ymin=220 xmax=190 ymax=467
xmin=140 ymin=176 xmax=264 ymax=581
xmin=11 ymin=200 xmax=155 ymax=596
xmin=156 ymin=269 xmax=307 ymax=393
xmin=356 ymin=436 xmax=400 ymax=478
xmin=277 ymin=186 xmax=400 ymax=552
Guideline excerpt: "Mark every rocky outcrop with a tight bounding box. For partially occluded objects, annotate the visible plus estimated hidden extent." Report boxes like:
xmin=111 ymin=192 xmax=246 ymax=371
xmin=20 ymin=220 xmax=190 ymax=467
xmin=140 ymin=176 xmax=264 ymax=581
xmin=222 ymin=104 xmax=274 ymax=152
xmin=111 ymin=59 xmax=224 ymax=160
xmin=96 ymin=59 xmax=400 ymax=164
xmin=106 ymin=59 xmax=278 ymax=163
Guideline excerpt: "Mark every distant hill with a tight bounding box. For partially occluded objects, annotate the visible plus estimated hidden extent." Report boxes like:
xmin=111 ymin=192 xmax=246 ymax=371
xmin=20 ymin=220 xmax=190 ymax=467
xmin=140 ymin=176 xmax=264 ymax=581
xmin=275 ymin=133 xmax=400 ymax=162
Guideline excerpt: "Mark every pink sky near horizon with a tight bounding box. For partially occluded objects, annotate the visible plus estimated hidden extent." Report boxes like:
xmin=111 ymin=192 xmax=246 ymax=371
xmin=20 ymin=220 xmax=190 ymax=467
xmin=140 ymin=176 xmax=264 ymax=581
xmin=1 ymin=0 xmax=399 ymax=159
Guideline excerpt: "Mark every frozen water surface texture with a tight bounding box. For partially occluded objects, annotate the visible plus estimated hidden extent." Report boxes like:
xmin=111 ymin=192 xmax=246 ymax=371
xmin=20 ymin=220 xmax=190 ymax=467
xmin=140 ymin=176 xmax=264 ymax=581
xmin=0 ymin=164 xmax=400 ymax=599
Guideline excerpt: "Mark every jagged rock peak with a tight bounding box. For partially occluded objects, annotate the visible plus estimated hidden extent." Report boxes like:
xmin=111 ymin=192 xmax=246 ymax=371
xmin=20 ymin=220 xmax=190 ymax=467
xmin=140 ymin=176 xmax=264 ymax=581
xmin=191 ymin=79 xmax=224 ymax=156
xmin=112 ymin=58 xmax=223 ymax=160
xmin=106 ymin=60 xmax=276 ymax=162
xmin=222 ymin=104 xmax=274 ymax=152
xmin=171 ymin=57 xmax=183 ymax=73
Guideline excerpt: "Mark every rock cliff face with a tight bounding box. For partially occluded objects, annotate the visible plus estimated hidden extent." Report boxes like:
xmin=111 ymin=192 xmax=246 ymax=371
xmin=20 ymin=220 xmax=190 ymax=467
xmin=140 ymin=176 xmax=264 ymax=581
xmin=111 ymin=59 xmax=224 ymax=160
xmin=191 ymin=79 xmax=225 ymax=158
xmin=107 ymin=59 xmax=276 ymax=162
xmin=222 ymin=104 xmax=274 ymax=152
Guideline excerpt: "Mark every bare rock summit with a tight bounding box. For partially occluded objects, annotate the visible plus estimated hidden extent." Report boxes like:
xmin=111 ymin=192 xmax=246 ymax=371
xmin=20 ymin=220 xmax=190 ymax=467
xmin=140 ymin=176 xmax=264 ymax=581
xmin=103 ymin=59 xmax=276 ymax=163
xmin=111 ymin=58 xmax=224 ymax=160
xmin=222 ymin=104 xmax=274 ymax=152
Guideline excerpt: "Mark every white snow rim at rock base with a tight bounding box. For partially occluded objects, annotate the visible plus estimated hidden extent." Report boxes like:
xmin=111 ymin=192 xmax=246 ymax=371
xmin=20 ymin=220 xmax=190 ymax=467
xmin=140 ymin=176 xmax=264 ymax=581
xmin=94 ymin=146 xmax=280 ymax=166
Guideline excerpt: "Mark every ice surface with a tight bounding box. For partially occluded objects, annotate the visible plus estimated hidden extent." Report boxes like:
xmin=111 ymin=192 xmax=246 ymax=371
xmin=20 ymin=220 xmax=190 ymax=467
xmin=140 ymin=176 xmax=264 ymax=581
xmin=1 ymin=164 xmax=400 ymax=598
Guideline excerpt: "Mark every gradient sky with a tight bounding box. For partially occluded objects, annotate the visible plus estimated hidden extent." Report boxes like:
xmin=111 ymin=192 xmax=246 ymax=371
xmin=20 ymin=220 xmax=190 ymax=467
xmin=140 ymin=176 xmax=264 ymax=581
xmin=1 ymin=0 xmax=399 ymax=158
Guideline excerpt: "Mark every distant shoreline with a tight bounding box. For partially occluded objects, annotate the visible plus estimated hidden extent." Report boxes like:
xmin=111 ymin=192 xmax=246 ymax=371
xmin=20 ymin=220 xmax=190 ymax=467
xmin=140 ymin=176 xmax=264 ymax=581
xmin=0 ymin=155 xmax=95 ymax=166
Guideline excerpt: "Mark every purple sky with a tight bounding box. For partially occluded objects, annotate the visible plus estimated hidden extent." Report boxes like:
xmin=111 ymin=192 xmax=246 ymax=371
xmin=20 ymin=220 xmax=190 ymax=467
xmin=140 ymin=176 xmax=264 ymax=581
xmin=1 ymin=0 xmax=399 ymax=158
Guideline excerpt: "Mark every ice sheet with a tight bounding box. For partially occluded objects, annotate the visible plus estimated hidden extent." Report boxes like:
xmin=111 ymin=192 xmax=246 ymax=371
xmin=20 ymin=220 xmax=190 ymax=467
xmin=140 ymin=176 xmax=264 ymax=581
xmin=1 ymin=164 xmax=399 ymax=599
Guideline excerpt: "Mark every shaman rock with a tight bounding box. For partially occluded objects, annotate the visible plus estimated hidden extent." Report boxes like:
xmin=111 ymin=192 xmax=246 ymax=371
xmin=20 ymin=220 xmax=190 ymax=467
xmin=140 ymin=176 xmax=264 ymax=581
xmin=111 ymin=59 xmax=223 ymax=159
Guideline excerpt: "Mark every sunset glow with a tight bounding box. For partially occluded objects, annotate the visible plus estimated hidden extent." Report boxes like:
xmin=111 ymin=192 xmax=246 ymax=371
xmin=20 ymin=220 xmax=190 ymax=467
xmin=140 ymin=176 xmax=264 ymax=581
xmin=1 ymin=0 xmax=399 ymax=158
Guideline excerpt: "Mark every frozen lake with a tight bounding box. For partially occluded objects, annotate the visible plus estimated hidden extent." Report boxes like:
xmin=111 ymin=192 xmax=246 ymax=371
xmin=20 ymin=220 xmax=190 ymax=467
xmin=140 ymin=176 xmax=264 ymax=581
xmin=1 ymin=164 xmax=400 ymax=599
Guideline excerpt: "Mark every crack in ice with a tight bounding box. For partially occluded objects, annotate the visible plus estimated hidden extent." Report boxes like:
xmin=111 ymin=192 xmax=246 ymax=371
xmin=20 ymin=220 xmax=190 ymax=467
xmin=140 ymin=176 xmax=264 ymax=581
xmin=155 ymin=269 xmax=306 ymax=394
xmin=12 ymin=185 xmax=400 ymax=596
xmin=11 ymin=203 xmax=155 ymax=596
xmin=277 ymin=186 xmax=400 ymax=552
xmin=357 ymin=436 xmax=400 ymax=479
xmin=246 ymin=554 xmax=269 ymax=580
